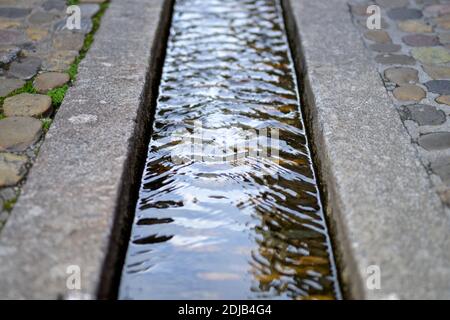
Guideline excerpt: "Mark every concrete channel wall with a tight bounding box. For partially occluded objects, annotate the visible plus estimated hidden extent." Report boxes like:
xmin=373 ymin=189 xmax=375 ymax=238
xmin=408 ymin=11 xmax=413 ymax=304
xmin=0 ymin=0 xmax=449 ymax=300
xmin=283 ymin=0 xmax=450 ymax=299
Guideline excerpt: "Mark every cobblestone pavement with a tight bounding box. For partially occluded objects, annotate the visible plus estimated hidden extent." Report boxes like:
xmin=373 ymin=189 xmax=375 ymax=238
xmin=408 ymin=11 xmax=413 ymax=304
xmin=349 ymin=0 xmax=450 ymax=209
xmin=0 ymin=0 xmax=107 ymax=228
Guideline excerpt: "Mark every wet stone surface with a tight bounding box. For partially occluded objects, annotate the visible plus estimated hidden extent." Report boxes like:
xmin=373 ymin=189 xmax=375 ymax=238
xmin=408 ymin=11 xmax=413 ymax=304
xmin=0 ymin=1 xmax=104 ymax=226
xmin=350 ymin=0 xmax=450 ymax=209
xmin=120 ymin=0 xmax=340 ymax=300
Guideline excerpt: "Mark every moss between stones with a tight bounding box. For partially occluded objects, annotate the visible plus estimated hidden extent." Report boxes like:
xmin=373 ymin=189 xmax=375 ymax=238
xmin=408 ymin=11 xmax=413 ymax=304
xmin=2 ymin=196 xmax=17 ymax=212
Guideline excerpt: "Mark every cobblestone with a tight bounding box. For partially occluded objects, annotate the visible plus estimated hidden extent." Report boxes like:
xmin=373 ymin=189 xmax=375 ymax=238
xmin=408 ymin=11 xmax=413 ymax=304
xmin=3 ymin=93 xmax=52 ymax=117
xmin=349 ymin=0 xmax=450 ymax=211
xmin=33 ymin=72 xmax=69 ymax=93
xmin=0 ymin=117 xmax=42 ymax=152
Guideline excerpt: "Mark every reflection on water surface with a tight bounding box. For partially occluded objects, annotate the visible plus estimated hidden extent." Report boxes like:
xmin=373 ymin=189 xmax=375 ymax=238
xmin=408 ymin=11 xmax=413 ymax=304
xmin=119 ymin=0 xmax=340 ymax=300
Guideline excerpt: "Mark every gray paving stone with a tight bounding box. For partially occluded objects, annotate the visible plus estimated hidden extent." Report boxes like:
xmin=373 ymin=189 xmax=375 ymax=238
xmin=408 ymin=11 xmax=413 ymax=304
xmin=0 ymin=153 xmax=28 ymax=188
xmin=3 ymin=93 xmax=52 ymax=117
xmin=0 ymin=117 xmax=42 ymax=152
xmin=387 ymin=8 xmax=423 ymax=20
xmin=42 ymin=0 xmax=66 ymax=12
xmin=26 ymin=27 xmax=49 ymax=42
xmin=375 ymin=0 xmax=408 ymax=8
xmin=425 ymin=80 xmax=450 ymax=94
xmin=402 ymin=34 xmax=440 ymax=46
xmin=384 ymin=67 xmax=418 ymax=85
xmin=28 ymin=11 xmax=57 ymax=26
xmin=41 ymin=50 xmax=77 ymax=72
xmin=7 ymin=56 xmax=41 ymax=80
xmin=423 ymin=64 xmax=450 ymax=79
xmin=0 ymin=78 xmax=25 ymax=97
xmin=80 ymin=4 xmax=100 ymax=18
xmin=412 ymin=47 xmax=450 ymax=64
xmin=436 ymin=95 xmax=450 ymax=105
xmin=400 ymin=104 xmax=446 ymax=126
xmin=398 ymin=20 xmax=433 ymax=33
xmin=0 ymin=46 xmax=21 ymax=66
xmin=350 ymin=4 xmax=369 ymax=16
xmin=424 ymin=4 xmax=450 ymax=17
xmin=435 ymin=14 xmax=450 ymax=30
xmin=439 ymin=33 xmax=450 ymax=44
xmin=0 ymin=30 xmax=26 ymax=46
xmin=438 ymin=189 xmax=450 ymax=207
xmin=393 ymin=84 xmax=426 ymax=101
xmin=33 ymin=72 xmax=69 ymax=93
xmin=431 ymin=158 xmax=450 ymax=183
xmin=52 ymin=32 xmax=84 ymax=52
xmin=418 ymin=132 xmax=450 ymax=150
xmin=375 ymin=54 xmax=415 ymax=65
xmin=369 ymin=43 xmax=401 ymax=53
xmin=0 ymin=8 xmax=31 ymax=19
xmin=364 ymin=30 xmax=392 ymax=43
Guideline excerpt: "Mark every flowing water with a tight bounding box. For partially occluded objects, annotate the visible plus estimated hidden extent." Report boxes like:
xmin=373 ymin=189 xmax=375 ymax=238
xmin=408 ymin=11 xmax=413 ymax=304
xmin=119 ymin=0 xmax=340 ymax=300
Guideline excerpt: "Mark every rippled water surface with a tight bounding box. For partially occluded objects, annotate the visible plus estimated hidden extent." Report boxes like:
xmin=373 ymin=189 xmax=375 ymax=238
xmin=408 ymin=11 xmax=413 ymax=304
xmin=119 ymin=0 xmax=340 ymax=300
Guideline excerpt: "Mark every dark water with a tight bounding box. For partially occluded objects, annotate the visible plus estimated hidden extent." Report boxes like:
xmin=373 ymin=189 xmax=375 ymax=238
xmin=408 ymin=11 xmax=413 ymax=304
xmin=119 ymin=0 xmax=340 ymax=300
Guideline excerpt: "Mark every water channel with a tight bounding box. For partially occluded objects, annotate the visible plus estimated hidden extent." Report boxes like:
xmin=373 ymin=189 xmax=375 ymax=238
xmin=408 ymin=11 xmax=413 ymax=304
xmin=119 ymin=0 xmax=340 ymax=300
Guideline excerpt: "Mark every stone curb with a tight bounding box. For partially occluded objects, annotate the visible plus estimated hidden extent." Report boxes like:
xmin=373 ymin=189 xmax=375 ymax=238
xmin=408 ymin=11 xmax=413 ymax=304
xmin=0 ymin=0 xmax=173 ymax=299
xmin=283 ymin=0 xmax=450 ymax=299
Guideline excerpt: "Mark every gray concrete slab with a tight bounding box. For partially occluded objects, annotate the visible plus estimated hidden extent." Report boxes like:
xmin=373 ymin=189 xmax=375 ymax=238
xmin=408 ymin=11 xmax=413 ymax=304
xmin=0 ymin=0 xmax=173 ymax=299
xmin=283 ymin=0 xmax=450 ymax=299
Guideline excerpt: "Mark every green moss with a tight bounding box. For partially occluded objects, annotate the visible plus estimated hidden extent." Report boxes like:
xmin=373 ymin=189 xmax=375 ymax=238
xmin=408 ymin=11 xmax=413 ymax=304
xmin=67 ymin=0 xmax=79 ymax=5
xmin=41 ymin=118 xmax=53 ymax=133
xmin=47 ymin=85 xmax=68 ymax=107
xmin=3 ymin=197 xmax=17 ymax=212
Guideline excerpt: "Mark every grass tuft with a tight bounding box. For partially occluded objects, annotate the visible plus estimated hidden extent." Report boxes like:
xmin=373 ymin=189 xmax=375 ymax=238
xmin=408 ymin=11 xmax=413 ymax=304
xmin=42 ymin=118 xmax=53 ymax=133
xmin=47 ymin=85 xmax=68 ymax=107
xmin=3 ymin=197 xmax=17 ymax=212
